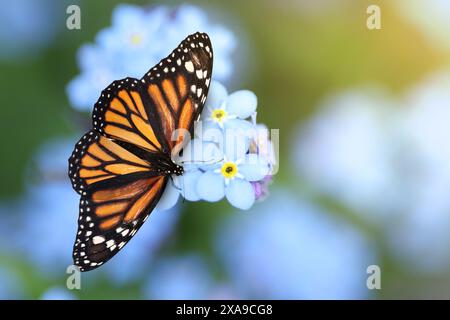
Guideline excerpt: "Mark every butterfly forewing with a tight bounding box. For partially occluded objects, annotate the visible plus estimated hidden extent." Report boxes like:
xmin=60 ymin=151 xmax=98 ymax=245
xmin=142 ymin=32 xmax=213 ymax=149
xmin=68 ymin=130 xmax=153 ymax=194
xmin=69 ymin=32 xmax=213 ymax=271
xmin=92 ymin=78 xmax=169 ymax=154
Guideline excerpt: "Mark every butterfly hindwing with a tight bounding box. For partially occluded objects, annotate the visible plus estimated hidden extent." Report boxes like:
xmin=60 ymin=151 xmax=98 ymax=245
xmin=142 ymin=32 xmax=213 ymax=149
xmin=73 ymin=173 xmax=168 ymax=271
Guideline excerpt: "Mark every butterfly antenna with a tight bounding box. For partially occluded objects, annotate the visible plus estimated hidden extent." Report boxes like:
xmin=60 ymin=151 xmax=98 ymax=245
xmin=180 ymin=157 xmax=224 ymax=165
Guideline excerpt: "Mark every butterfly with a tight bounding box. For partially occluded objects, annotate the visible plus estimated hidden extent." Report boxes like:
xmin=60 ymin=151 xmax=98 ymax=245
xmin=68 ymin=32 xmax=213 ymax=271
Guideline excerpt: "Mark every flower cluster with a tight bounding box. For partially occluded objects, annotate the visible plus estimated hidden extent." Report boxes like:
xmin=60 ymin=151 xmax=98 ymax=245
xmin=294 ymin=72 xmax=450 ymax=273
xmin=216 ymin=189 xmax=376 ymax=299
xmin=67 ymin=4 xmax=236 ymax=111
xmin=161 ymin=81 xmax=275 ymax=211
xmin=0 ymin=0 xmax=59 ymax=60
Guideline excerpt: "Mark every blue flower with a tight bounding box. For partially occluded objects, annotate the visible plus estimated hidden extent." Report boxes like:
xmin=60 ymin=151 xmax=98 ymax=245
xmin=193 ymin=81 xmax=270 ymax=210
xmin=215 ymin=189 xmax=377 ymax=299
xmin=293 ymin=90 xmax=398 ymax=219
xmin=147 ymin=139 xmax=223 ymax=211
xmin=67 ymin=4 xmax=236 ymax=111
xmin=144 ymin=254 xmax=213 ymax=300
xmin=247 ymin=123 xmax=276 ymax=200
xmin=40 ymin=287 xmax=77 ymax=300
xmin=0 ymin=266 xmax=24 ymax=299
xmin=0 ymin=0 xmax=58 ymax=60
xmin=293 ymin=74 xmax=450 ymax=273
xmin=195 ymin=147 xmax=269 ymax=210
xmin=385 ymin=72 xmax=450 ymax=273
xmin=153 ymin=81 xmax=273 ymax=211
xmin=13 ymin=180 xmax=79 ymax=275
xmin=201 ymin=81 xmax=256 ymax=132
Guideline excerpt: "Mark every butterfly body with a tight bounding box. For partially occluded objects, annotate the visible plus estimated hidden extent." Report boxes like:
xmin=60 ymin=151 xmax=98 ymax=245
xmin=68 ymin=32 xmax=213 ymax=271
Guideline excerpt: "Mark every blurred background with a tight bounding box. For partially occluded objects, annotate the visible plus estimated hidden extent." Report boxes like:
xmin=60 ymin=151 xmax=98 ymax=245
xmin=1 ymin=0 xmax=450 ymax=299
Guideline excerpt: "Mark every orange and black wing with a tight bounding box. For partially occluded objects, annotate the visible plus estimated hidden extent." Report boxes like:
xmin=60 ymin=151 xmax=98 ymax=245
xmin=68 ymin=32 xmax=213 ymax=271
xmin=69 ymin=130 xmax=167 ymax=271
xmin=92 ymin=77 xmax=169 ymax=155
xmin=68 ymin=130 xmax=158 ymax=195
xmin=141 ymin=32 xmax=213 ymax=151
xmin=73 ymin=173 xmax=167 ymax=271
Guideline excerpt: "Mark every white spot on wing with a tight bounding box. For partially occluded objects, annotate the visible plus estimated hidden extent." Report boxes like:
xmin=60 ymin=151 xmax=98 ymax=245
xmin=92 ymin=236 xmax=105 ymax=244
xmin=185 ymin=61 xmax=194 ymax=73
xmin=116 ymin=227 xmax=124 ymax=233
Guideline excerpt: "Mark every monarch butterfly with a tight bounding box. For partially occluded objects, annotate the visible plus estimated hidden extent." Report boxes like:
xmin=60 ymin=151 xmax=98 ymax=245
xmin=68 ymin=32 xmax=213 ymax=271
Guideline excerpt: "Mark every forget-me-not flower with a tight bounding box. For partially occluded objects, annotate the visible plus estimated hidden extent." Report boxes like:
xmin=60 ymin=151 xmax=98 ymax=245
xmin=157 ymin=81 xmax=273 ymax=211
xmin=194 ymin=81 xmax=271 ymax=209
xmin=294 ymin=73 xmax=450 ymax=273
xmin=201 ymin=81 xmax=256 ymax=133
xmin=248 ymin=123 xmax=276 ymax=200
xmin=293 ymin=89 xmax=400 ymax=221
xmin=144 ymin=254 xmax=214 ymax=300
xmin=216 ymin=189 xmax=377 ymax=299
xmin=195 ymin=142 xmax=270 ymax=210
xmin=0 ymin=0 xmax=58 ymax=60
xmin=0 ymin=266 xmax=24 ymax=299
xmin=387 ymin=72 xmax=450 ymax=273
xmin=40 ymin=286 xmax=77 ymax=300
xmin=152 ymin=100 xmax=274 ymax=211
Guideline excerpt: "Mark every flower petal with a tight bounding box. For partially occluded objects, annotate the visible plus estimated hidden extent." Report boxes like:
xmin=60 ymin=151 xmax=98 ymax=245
xmin=223 ymin=120 xmax=252 ymax=161
xmin=112 ymin=4 xmax=145 ymax=28
xmin=225 ymin=178 xmax=255 ymax=210
xmin=238 ymin=154 xmax=270 ymax=181
xmin=204 ymin=81 xmax=228 ymax=111
xmin=175 ymin=4 xmax=208 ymax=28
xmin=196 ymin=171 xmax=225 ymax=202
xmin=179 ymin=170 xmax=202 ymax=201
xmin=224 ymin=118 xmax=254 ymax=132
xmin=197 ymin=120 xmax=223 ymax=143
xmin=180 ymin=139 xmax=222 ymax=165
xmin=155 ymin=180 xmax=180 ymax=211
xmin=226 ymin=90 xmax=257 ymax=119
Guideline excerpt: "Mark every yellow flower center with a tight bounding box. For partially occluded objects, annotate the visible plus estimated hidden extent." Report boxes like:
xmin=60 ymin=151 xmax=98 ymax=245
xmin=221 ymin=162 xmax=238 ymax=179
xmin=130 ymin=34 xmax=142 ymax=45
xmin=211 ymin=109 xmax=227 ymax=123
